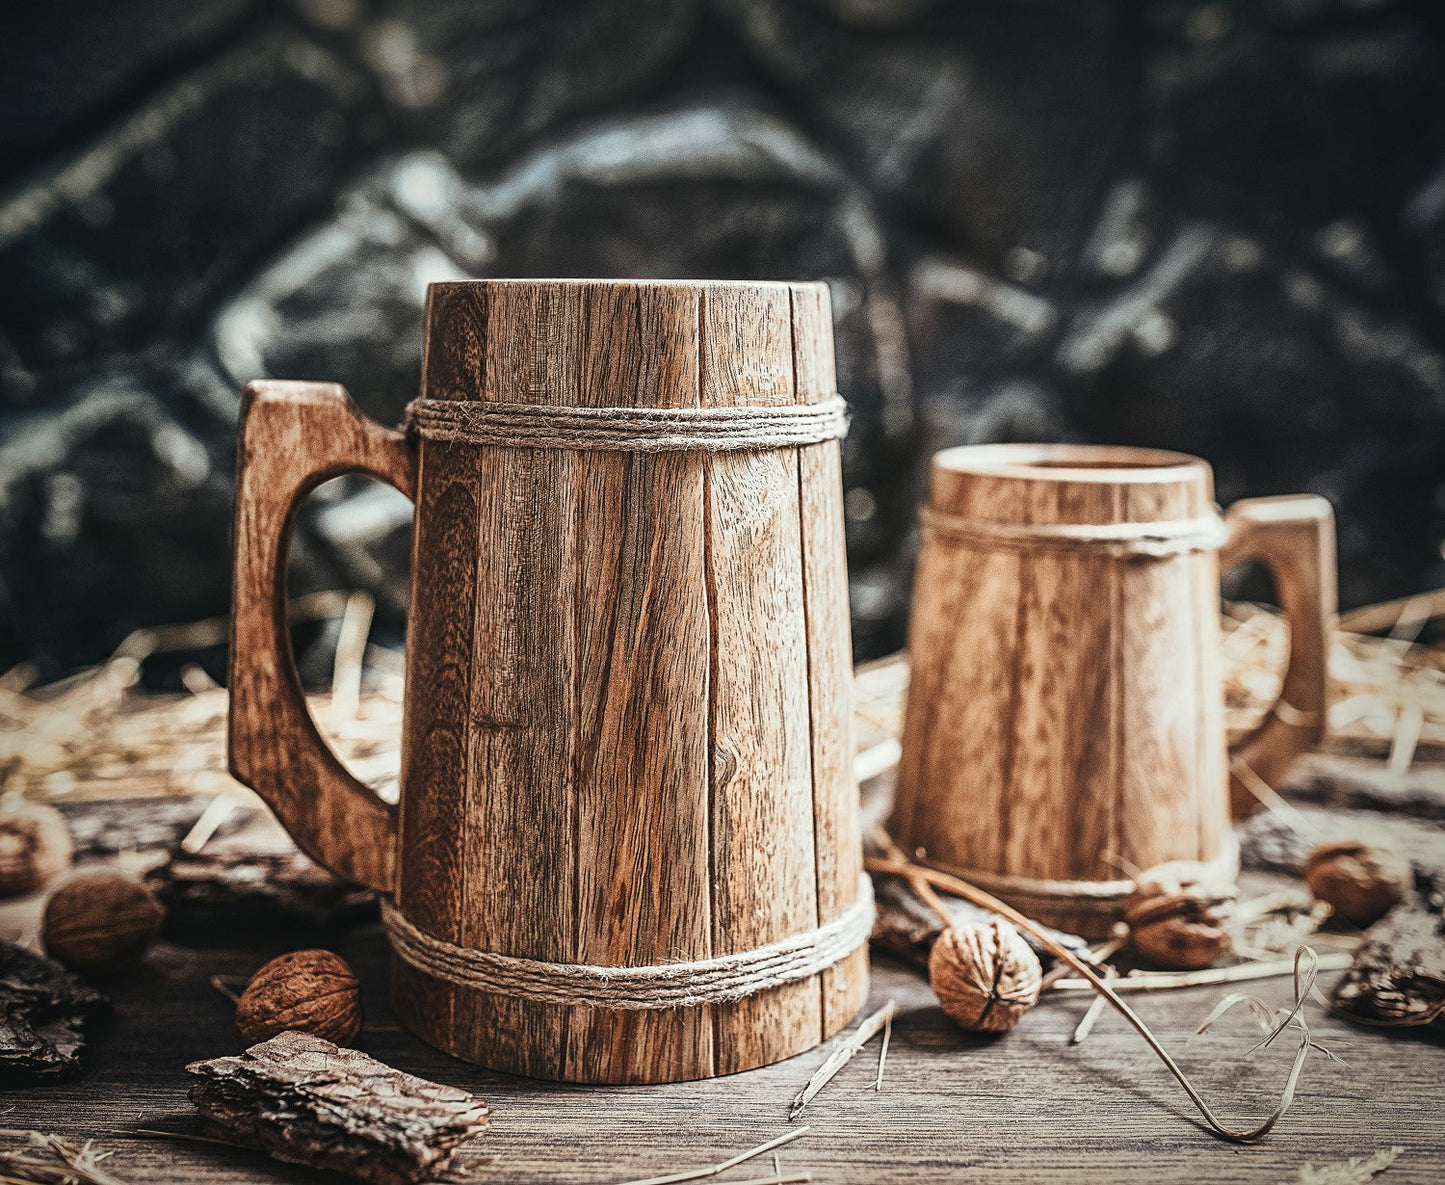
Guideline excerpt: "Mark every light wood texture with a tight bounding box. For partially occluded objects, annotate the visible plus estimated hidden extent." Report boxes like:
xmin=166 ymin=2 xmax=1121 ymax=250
xmin=229 ymin=280 xmax=867 ymax=1083
xmin=891 ymin=445 xmax=1335 ymax=937
xmin=228 ymin=381 xmax=414 ymax=892
xmin=793 ymin=283 xmax=869 ymax=1036
xmin=1220 ymin=496 xmax=1337 ymax=816
xmin=9 ymin=886 xmax=1441 ymax=1185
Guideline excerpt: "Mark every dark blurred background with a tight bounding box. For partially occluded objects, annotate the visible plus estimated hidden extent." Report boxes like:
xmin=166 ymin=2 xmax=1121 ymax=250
xmin=3 ymin=0 xmax=1444 ymax=683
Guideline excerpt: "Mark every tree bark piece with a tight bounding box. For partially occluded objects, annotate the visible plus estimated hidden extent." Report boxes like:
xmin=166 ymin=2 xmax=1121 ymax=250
xmin=1332 ymin=889 xmax=1445 ymax=1031
xmin=145 ymin=840 xmax=376 ymax=932
xmin=186 ymin=1031 xmax=490 ymax=1185
xmin=868 ymin=873 xmax=1089 ymax=970
xmin=1283 ymin=753 xmax=1445 ymax=822
xmin=57 ymin=798 xmax=257 ymax=858
xmin=0 ymin=941 xmax=108 ymax=1081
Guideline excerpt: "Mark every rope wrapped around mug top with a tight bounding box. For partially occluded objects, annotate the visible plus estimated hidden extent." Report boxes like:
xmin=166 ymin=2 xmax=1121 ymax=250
xmin=382 ymin=875 xmax=874 ymax=1010
xmin=919 ymin=504 xmax=1230 ymax=561
xmin=405 ymin=394 xmax=849 ymax=452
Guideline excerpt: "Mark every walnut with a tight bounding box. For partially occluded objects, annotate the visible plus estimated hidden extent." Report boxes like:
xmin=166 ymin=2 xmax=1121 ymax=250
xmin=928 ymin=920 xmax=1041 ymax=1032
xmin=0 ymin=801 xmax=72 ymax=896
xmin=1304 ymin=838 xmax=1412 ymax=928
xmin=235 ymin=949 xmax=362 ymax=1046
xmin=1125 ymin=860 xmax=1236 ymax=970
xmin=43 ymin=871 xmax=164 ymax=975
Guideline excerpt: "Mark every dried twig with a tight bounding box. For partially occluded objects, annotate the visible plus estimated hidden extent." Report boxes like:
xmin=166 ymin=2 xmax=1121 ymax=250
xmin=1048 ymin=953 xmax=1353 ymax=993
xmin=329 ymin=592 xmax=374 ymax=723
xmin=1041 ymin=936 xmax=1122 ymax=992
xmin=0 ymin=1130 xmax=129 ymax=1185
xmin=872 ymin=1007 xmax=894 ymax=1092
xmin=1295 ymin=1145 xmax=1404 ymax=1184
xmin=789 ymin=1003 xmax=897 ymax=1119
xmin=1070 ymin=967 xmax=1113 ymax=1044
xmin=612 ymin=1128 xmax=810 ymax=1185
xmin=208 ymin=975 xmax=244 ymax=1005
xmin=867 ymin=842 xmax=1329 ymax=1142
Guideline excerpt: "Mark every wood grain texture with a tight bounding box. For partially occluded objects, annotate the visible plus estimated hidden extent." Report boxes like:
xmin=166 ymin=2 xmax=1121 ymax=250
xmin=1220 ymin=496 xmax=1337 ymax=816
xmin=792 ymin=283 xmax=869 ymax=1037
xmin=892 ymin=445 xmax=1333 ymax=938
xmin=703 ymin=282 xmax=822 ymax=1074
xmin=9 ymin=873 xmax=1442 ymax=1185
xmin=228 ymin=380 xmax=413 ymax=892
xmin=365 ymin=279 xmax=863 ymax=1082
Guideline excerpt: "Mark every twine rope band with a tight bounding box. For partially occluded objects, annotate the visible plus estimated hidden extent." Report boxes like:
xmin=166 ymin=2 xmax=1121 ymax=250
xmin=405 ymin=394 xmax=849 ymax=453
xmin=382 ymin=874 xmax=874 ymax=1010
xmin=918 ymin=833 xmax=1241 ymax=908
xmin=919 ymin=504 xmax=1229 ymax=560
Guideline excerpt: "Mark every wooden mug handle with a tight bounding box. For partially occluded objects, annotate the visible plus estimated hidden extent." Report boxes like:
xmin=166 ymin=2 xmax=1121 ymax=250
xmin=228 ymin=380 xmax=416 ymax=890
xmin=1220 ymin=495 xmax=1337 ymax=817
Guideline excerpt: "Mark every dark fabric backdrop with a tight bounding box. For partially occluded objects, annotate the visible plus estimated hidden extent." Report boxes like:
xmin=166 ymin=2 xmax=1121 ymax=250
xmin=2 ymin=0 xmax=1443 ymax=679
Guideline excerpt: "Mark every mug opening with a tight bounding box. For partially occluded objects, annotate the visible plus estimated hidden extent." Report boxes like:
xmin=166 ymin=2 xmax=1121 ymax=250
xmin=933 ymin=443 xmax=1208 ymax=483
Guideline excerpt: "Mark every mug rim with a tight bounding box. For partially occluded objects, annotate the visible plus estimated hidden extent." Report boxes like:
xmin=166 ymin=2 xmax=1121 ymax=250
xmin=933 ymin=442 xmax=1209 ymax=484
xmin=427 ymin=278 xmax=820 ymax=292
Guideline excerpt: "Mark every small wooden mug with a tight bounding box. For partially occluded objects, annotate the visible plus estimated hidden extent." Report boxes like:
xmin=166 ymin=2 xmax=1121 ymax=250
xmin=890 ymin=444 xmax=1336 ymax=937
xmin=227 ymin=279 xmax=869 ymax=1083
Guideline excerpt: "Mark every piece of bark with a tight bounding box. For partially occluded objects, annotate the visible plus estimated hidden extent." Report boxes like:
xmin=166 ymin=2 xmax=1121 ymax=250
xmin=1283 ymin=754 xmax=1445 ymax=822
xmin=146 ymin=836 xmax=377 ymax=933
xmin=187 ymin=1031 xmax=490 ymax=1185
xmin=0 ymin=940 xmax=108 ymax=1081
xmin=56 ymin=797 xmax=258 ymax=858
xmin=869 ymin=872 xmax=1090 ymax=970
xmin=1332 ymin=892 xmax=1445 ymax=1030
xmin=1235 ymin=812 xmax=1315 ymax=877
xmin=1236 ymin=806 xmax=1445 ymax=879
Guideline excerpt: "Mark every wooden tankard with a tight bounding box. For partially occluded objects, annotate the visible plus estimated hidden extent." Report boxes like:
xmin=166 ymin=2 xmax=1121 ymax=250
xmin=890 ymin=444 xmax=1336 ymax=937
xmin=228 ymin=279 xmax=869 ymax=1083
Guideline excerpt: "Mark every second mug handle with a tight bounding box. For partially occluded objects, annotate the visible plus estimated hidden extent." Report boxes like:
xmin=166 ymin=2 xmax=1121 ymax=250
xmin=228 ymin=380 xmax=415 ymax=891
xmin=1220 ymin=495 xmax=1337 ymax=817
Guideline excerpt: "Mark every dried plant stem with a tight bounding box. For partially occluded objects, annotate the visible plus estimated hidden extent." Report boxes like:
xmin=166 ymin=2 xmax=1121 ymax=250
xmin=1047 ymin=952 xmax=1353 ymax=993
xmin=1041 ymin=936 xmax=1123 ymax=992
xmin=789 ymin=1002 xmax=897 ymax=1119
xmin=872 ymin=1007 xmax=894 ymax=1092
xmin=1071 ymin=967 xmax=1113 ymax=1044
xmin=0 ymin=1130 xmax=130 ymax=1185
xmin=866 ymin=846 xmax=1324 ymax=1142
xmin=719 ymin=1176 xmax=809 ymax=1185
xmin=1230 ymin=756 xmax=1315 ymax=840
xmin=329 ymin=592 xmax=374 ymax=722
xmin=1235 ymin=890 xmax=1313 ymax=926
xmin=116 ymin=1129 xmax=240 ymax=1150
xmin=208 ymin=975 xmax=244 ymax=1005
xmin=612 ymin=1128 xmax=810 ymax=1185
xmin=179 ymin=795 xmax=237 ymax=854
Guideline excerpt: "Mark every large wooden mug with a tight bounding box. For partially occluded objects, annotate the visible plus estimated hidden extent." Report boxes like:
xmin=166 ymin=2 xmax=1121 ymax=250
xmin=227 ymin=279 xmax=869 ymax=1083
xmin=890 ymin=444 xmax=1336 ymax=937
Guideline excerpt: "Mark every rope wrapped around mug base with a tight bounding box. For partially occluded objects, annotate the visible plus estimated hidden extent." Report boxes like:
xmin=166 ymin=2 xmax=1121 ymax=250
xmin=405 ymin=394 xmax=849 ymax=452
xmin=382 ymin=874 xmax=874 ymax=1010
xmin=919 ymin=504 xmax=1229 ymax=561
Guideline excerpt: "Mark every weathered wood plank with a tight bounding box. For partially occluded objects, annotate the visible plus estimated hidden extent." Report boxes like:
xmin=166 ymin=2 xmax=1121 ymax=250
xmin=702 ymin=283 xmax=822 ymax=1073
xmin=563 ymin=282 xmax=715 ymax=1081
xmin=792 ymin=282 xmax=868 ymax=1039
xmin=6 ymin=873 xmax=1442 ymax=1185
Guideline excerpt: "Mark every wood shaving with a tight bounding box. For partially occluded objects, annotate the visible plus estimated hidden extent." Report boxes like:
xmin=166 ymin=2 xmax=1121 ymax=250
xmin=1293 ymin=1146 xmax=1404 ymax=1184
xmin=0 ymin=1129 xmax=129 ymax=1185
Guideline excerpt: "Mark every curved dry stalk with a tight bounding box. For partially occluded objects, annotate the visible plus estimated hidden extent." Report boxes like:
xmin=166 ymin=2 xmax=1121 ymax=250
xmin=866 ymin=844 xmax=1328 ymax=1143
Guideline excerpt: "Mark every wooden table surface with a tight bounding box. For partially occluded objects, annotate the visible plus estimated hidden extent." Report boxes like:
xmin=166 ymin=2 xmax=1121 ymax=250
xmin=5 ymin=881 xmax=1443 ymax=1185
